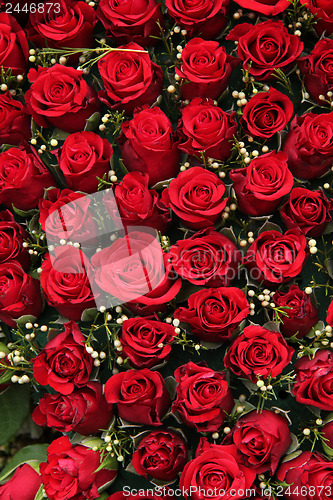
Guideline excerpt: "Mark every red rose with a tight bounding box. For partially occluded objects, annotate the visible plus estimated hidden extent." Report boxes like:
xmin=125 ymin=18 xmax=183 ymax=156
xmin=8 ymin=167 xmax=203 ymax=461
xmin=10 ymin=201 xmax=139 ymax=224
xmin=118 ymin=107 xmax=180 ymax=186
xmin=175 ymin=38 xmax=239 ymax=100
xmin=322 ymin=419 xmax=333 ymax=451
xmin=107 ymin=492 xmax=171 ymax=500
xmin=96 ymin=0 xmax=163 ymax=46
xmin=293 ymin=350 xmax=333 ymax=410
xmin=240 ymin=88 xmax=293 ymax=139
xmin=230 ymin=151 xmax=293 ymax=216
xmin=273 ymin=285 xmax=319 ymax=338
xmin=165 ymin=0 xmax=228 ymax=39
xmin=327 ymin=299 xmax=333 ymax=326
xmin=0 ymin=146 xmax=55 ymax=211
xmin=0 ymin=464 xmax=42 ymax=500
xmin=25 ymin=64 xmax=100 ymax=133
xmin=172 ymin=361 xmax=234 ymax=432
xmin=233 ymin=0 xmax=290 ymax=15
xmin=224 ymin=325 xmax=294 ymax=382
xmin=223 ymin=410 xmax=291 ymax=474
xmin=179 ymin=439 xmax=256 ymax=500
xmin=32 ymin=381 xmax=113 ymax=435
xmin=175 ymin=287 xmax=249 ymax=343
xmin=0 ymin=261 xmax=43 ymax=327
xmin=104 ymin=368 xmax=171 ymax=426
xmin=98 ymin=43 xmax=163 ymax=115
xmin=177 ymin=98 xmax=237 ymax=162
xmin=283 ymin=112 xmax=333 ymax=179
xmin=280 ymin=187 xmax=333 ymax=237
xmin=243 ymin=229 xmax=308 ymax=287
xmin=132 ymin=429 xmax=187 ymax=480
xmin=119 ymin=317 xmax=176 ymax=369
xmin=227 ymin=20 xmax=303 ymax=80
xmin=0 ymin=13 xmax=28 ymax=75
xmin=298 ymin=39 xmax=333 ymax=104
xmin=0 ymin=210 xmax=30 ymax=270
xmin=57 ymin=131 xmax=113 ymax=193
xmin=32 ymin=321 xmax=93 ymax=395
xmin=0 ymin=92 xmax=31 ymax=147
xmin=300 ymin=0 xmax=333 ymax=35
xmin=40 ymin=436 xmax=117 ymax=500
xmin=161 ymin=167 xmax=228 ymax=230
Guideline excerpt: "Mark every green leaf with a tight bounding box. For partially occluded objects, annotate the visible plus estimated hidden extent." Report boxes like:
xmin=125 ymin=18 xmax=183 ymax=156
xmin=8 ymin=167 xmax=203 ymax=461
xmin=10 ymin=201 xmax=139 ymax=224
xmin=50 ymin=128 xmax=71 ymax=141
xmin=11 ymin=204 xmax=38 ymax=218
xmin=0 ymin=384 xmax=31 ymax=446
xmin=0 ymin=444 xmax=48 ymax=482
xmin=14 ymin=314 xmax=38 ymax=327
xmin=81 ymin=307 xmax=99 ymax=322
xmin=84 ymin=112 xmax=101 ymax=132
xmin=94 ymin=453 xmax=118 ymax=474
xmin=0 ymin=370 xmax=13 ymax=385
xmin=34 ymin=485 xmax=45 ymax=500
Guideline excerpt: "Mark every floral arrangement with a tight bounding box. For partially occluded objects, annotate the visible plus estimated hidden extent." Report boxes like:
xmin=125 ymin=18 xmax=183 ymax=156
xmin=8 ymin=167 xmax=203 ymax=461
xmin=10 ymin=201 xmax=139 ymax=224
xmin=2 ymin=0 xmax=333 ymax=499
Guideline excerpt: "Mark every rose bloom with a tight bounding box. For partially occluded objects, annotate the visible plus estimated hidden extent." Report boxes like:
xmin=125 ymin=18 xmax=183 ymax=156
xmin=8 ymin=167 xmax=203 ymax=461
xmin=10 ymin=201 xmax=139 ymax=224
xmin=283 ymin=112 xmax=333 ymax=179
xmin=240 ymin=88 xmax=293 ymax=139
xmin=175 ymin=38 xmax=239 ymax=100
xmin=230 ymin=151 xmax=293 ymax=216
xmin=0 ymin=464 xmax=42 ymax=500
xmin=293 ymin=350 xmax=333 ymax=410
xmin=132 ymin=429 xmax=187 ymax=481
xmin=104 ymin=368 xmax=171 ymax=426
xmin=118 ymin=106 xmax=180 ymax=187
xmin=107 ymin=492 xmax=171 ymax=500
xmin=0 ymin=92 xmax=31 ymax=147
xmin=119 ymin=317 xmax=176 ymax=369
xmin=0 ymin=12 xmax=28 ymax=75
xmin=172 ymin=361 xmax=234 ymax=432
xmin=300 ymin=0 xmax=333 ymax=35
xmin=273 ymin=285 xmax=319 ymax=339
xmin=322 ymin=419 xmax=333 ymax=452
xmin=298 ymin=39 xmax=333 ymax=104
xmin=0 ymin=210 xmax=30 ymax=270
xmin=175 ymin=287 xmax=249 ymax=343
xmin=327 ymin=299 xmax=333 ymax=326
xmin=243 ymin=229 xmax=308 ymax=287
xmin=224 ymin=325 xmax=294 ymax=383
xmin=25 ymin=64 xmax=100 ymax=133
xmin=32 ymin=321 xmax=93 ymax=395
xmin=233 ymin=0 xmax=290 ymax=14
xmin=227 ymin=19 xmax=303 ymax=80
xmin=57 ymin=131 xmax=113 ymax=193
xmin=161 ymin=167 xmax=228 ymax=230
xmin=280 ymin=187 xmax=333 ymax=237
xmin=98 ymin=42 xmax=163 ymax=115
xmin=177 ymin=98 xmax=237 ymax=162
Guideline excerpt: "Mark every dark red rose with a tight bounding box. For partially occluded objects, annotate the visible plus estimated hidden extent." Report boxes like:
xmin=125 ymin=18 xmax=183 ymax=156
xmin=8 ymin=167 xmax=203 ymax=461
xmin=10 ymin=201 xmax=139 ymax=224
xmin=227 ymin=20 xmax=303 ymax=81
xmin=322 ymin=419 xmax=333 ymax=452
xmin=175 ymin=38 xmax=239 ymax=100
xmin=25 ymin=64 xmax=100 ymax=133
xmin=0 ymin=146 xmax=55 ymax=211
xmin=0 ymin=261 xmax=43 ymax=327
xmin=280 ymin=187 xmax=333 ymax=237
xmin=283 ymin=112 xmax=333 ymax=179
xmin=177 ymin=98 xmax=237 ymax=162
xmin=175 ymin=287 xmax=249 ymax=343
xmin=240 ymin=88 xmax=293 ymax=139
xmin=327 ymin=299 xmax=333 ymax=326
xmin=0 ymin=92 xmax=31 ymax=147
xmin=57 ymin=131 xmax=113 ymax=193
xmin=179 ymin=439 xmax=256 ymax=500
xmin=172 ymin=361 xmax=234 ymax=432
xmin=40 ymin=436 xmax=117 ymax=500
xmin=96 ymin=0 xmax=163 ymax=46
xmin=0 ymin=13 xmax=28 ymax=75
xmin=118 ymin=106 xmax=180 ymax=186
xmin=165 ymin=0 xmax=228 ymax=39
xmin=32 ymin=321 xmax=93 ymax=395
xmin=32 ymin=381 xmax=113 ymax=435
xmin=223 ymin=410 xmax=291 ymax=474
xmin=0 ymin=210 xmax=30 ymax=270
xmin=273 ymin=285 xmax=319 ymax=338
xmin=98 ymin=43 xmax=163 ymax=115
xmin=104 ymin=368 xmax=171 ymax=426
xmin=243 ymin=229 xmax=308 ymax=287
xmin=161 ymin=167 xmax=228 ymax=230
xmin=293 ymin=350 xmax=333 ymax=410
xmin=224 ymin=325 xmax=294 ymax=383
xmin=0 ymin=464 xmax=42 ymax=500
xmin=119 ymin=317 xmax=176 ymax=369
xmin=230 ymin=151 xmax=293 ymax=216
xmin=298 ymin=39 xmax=333 ymax=104
xmin=233 ymin=0 xmax=290 ymax=15
xmin=300 ymin=0 xmax=333 ymax=36
xmin=132 ymin=429 xmax=187 ymax=480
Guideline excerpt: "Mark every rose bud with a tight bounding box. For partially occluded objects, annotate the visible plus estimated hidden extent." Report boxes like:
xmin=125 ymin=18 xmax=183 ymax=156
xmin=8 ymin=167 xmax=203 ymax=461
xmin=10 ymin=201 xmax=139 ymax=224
xmin=0 ymin=464 xmax=42 ymax=500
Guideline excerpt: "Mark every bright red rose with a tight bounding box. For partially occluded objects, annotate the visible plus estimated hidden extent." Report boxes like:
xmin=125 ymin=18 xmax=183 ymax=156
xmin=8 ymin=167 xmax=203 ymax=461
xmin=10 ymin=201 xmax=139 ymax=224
xmin=132 ymin=429 xmax=187 ymax=481
xmin=161 ymin=167 xmax=228 ymax=230
xmin=227 ymin=20 xmax=303 ymax=80
xmin=0 ymin=464 xmax=42 ymax=500
xmin=175 ymin=38 xmax=239 ymax=100
xmin=0 ymin=210 xmax=30 ymax=270
xmin=25 ymin=64 xmax=100 ymax=133
xmin=0 ymin=13 xmax=28 ymax=75
xmin=298 ymin=39 xmax=333 ymax=104
xmin=233 ymin=0 xmax=290 ymax=15
xmin=32 ymin=321 xmax=93 ymax=395
xmin=104 ymin=368 xmax=171 ymax=426
xmin=175 ymin=287 xmax=249 ymax=343
xmin=32 ymin=381 xmax=113 ymax=435
xmin=172 ymin=361 xmax=234 ymax=432
xmin=230 ymin=151 xmax=293 ymax=216
xmin=300 ymin=0 xmax=333 ymax=35
xmin=57 ymin=131 xmax=113 ymax=193
xmin=224 ymin=325 xmax=294 ymax=383
xmin=118 ymin=107 xmax=180 ymax=186
xmin=98 ymin=43 xmax=164 ymax=115
xmin=0 ymin=92 xmax=31 ymax=146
